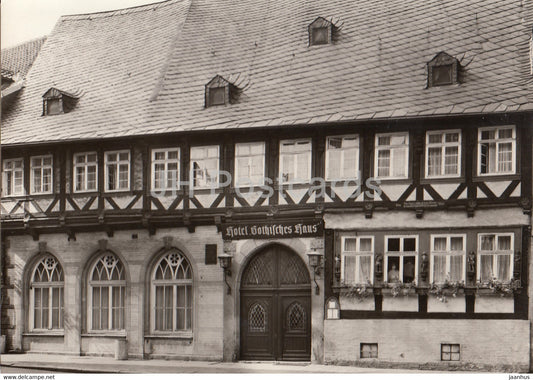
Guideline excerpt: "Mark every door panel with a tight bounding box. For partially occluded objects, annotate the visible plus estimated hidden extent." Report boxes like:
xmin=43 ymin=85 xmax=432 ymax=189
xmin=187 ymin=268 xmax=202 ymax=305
xmin=240 ymin=294 xmax=274 ymax=360
xmin=281 ymin=295 xmax=311 ymax=360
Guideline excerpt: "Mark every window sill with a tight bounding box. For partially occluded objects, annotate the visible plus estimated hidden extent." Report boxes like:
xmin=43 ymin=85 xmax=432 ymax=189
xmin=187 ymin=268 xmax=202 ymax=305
xmin=72 ymin=191 xmax=99 ymax=196
xmin=372 ymin=178 xmax=411 ymax=185
xmin=24 ymin=331 xmax=64 ymax=337
xmin=103 ymin=190 xmax=132 ymax=195
xmin=473 ymin=174 xmax=520 ymax=182
xmin=420 ymin=177 xmax=465 ymax=185
xmin=145 ymin=334 xmax=193 ymax=341
xmin=82 ymin=332 xmax=126 ymax=338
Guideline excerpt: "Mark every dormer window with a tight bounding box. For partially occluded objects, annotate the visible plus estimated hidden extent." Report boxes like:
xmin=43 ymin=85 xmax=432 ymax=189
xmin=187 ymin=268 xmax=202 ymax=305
xmin=308 ymin=17 xmax=334 ymax=46
xmin=427 ymin=52 xmax=459 ymax=87
xmin=205 ymin=75 xmax=239 ymax=107
xmin=42 ymin=87 xmax=79 ymax=116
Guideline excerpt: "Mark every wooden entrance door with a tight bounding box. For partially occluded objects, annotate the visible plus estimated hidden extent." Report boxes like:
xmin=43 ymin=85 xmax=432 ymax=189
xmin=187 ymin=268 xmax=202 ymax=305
xmin=240 ymin=244 xmax=311 ymax=361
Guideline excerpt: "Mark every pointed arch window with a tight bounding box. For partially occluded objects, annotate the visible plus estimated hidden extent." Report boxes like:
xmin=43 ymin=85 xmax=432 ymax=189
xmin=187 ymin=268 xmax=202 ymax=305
xmin=88 ymin=254 xmax=126 ymax=331
xmin=30 ymin=255 xmax=64 ymax=330
xmin=151 ymin=250 xmax=193 ymax=333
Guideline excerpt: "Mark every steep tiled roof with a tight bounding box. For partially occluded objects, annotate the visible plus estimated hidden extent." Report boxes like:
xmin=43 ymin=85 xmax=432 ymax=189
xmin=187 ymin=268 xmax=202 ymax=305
xmin=2 ymin=0 xmax=191 ymax=145
xmin=1 ymin=36 xmax=47 ymax=79
xmin=3 ymin=0 xmax=533 ymax=145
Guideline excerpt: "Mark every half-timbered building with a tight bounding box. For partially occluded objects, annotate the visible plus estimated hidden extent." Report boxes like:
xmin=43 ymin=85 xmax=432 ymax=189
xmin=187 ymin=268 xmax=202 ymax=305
xmin=1 ymin=0 xmax=533 ymax=371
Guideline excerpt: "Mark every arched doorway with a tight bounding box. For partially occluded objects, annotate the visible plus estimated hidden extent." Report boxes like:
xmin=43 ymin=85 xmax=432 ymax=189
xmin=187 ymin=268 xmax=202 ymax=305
xmin=240 ymin=244 xmax=311 ymax=361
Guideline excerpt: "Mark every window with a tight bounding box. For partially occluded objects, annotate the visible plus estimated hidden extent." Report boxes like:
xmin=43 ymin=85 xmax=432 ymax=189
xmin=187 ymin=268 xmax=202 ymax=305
xmin=205 ymin=75 xmax=238 ymax=107
xmin=478 ymin=126 xmax=516 ymax=175
xmin=2 ymin=158 xmax=24 ymax=196
xmin=432 ymin=65 xmax=454 ymax=86
xmin=374 ymin=133 xmax=409 ymax=178
xmin=235 ymin=142 xmax=265 ymax=187
xmin=279 ymin=139 xmax=312 ymax=184
xmin=341 ymin=236 xmax=374 ymax=285
xmin=427 ymin=52 xmax=458 ymax=87
xmin=308 ymin=17 xmax=333 ymax=46
xmin=152 ymin=148 xmax=180 ymax=191
xmin=30 ymin=155 xmax=53 ymax=194
xmin=46 ymin=98 xmax=62 ymax=115
xmin=30 ymin=255 xmax=64 ymax=330
xmin=426 ymin=130 xmax=461 ymax=178
xmin=478 ymin=233 xmax=513 ymax=282
xmin=151 ymin=250 xmax=193 ymax=333
xmin=441 ymin=344 xmax=460 ymax=361
xmin=360 ymin=343 xmax=378 ymax=359
xmin=384 ymin=236 xmax=417 ymax=283
xmin=430 ymin=235 xmax=466 ymax=284
xmin=105 ymin=151 xmax=130 ymax=192
xmin=73 ymin=152 xmax=97 ymax=192
xmin=326 ymin=135 xmax=359 ymax=181
xmin=88 ymin=254 xmax=126 ymax=331
xmin=208 ymin=87 xmax=226 ymax=106
xmin=190 ymin=146 xmax=219 ymax=189
xmin=325 ymin=297 xmax=340 ymax=320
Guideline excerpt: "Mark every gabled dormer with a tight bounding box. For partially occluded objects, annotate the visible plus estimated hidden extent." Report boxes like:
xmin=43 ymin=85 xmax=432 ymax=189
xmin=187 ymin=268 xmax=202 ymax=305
xmin=204 ymin=75 xmax=239 ymax=107
xmin=427 ymin=52 xmax=459 ymax=87
xmin=308 ymin=17 xmax=334 ymax=46
xmin=42 ymin=87 xmax=79 ymax=116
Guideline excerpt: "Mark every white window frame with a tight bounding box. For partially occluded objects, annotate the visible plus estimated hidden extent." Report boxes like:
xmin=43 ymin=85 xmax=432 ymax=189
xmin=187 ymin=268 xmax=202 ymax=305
xmin=150 ymin=251 xmax=193 ymax=335
xmin=384 ymin=235 xmax=418 ymax=284
xmin=104 ymin=150 xmax=130 ymax=192
xmin=87 ymin=254 xmax=126 ymax=332
xmin=477 ymin=233 xmax=514 ymax=282
xmin=30 ymin=155 xmax=53 ymax=195
xmin=2 ymin=158 xmax=24 ymax=196
xmin=29 ymin=255 xmax=64 ymax=331
xmin=340 ymin=236 xmax=374 ymax=285
xmin=425 ymin=130 xmax=461 ymax=178
xmin=477 ymin=126 xmax=516 ymax=176
xmin=279 ymin=138 xmax=312 ymax=184
xmin=430 ymin=234 xmax=466 ymax=284
xmin=374 ymin=132 xmax=409 ymax=179
xmin=151 ymin=148 xmax=180 ymax=191
xmin=190 ymin=145 xmax=220 ymax=189
xmin=234 ymin=142 xmax=265 ymax=187
xmin=73 ymin=152 xmax=98 ymax=193
xmin=325 ymin=134 xmax=360 ymax=181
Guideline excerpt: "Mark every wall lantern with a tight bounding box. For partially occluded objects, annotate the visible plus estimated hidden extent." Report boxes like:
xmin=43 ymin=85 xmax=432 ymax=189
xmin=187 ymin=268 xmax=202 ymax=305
xmin=306 ymin=250 xmax=323 ymax=295
xmin=218 ymin=254 xmax=233 ymax=294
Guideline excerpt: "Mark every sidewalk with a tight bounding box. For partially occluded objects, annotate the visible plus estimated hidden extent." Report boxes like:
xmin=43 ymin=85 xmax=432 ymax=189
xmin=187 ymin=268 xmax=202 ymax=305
xmin=0 ymin=353 xmax=431 ymax=374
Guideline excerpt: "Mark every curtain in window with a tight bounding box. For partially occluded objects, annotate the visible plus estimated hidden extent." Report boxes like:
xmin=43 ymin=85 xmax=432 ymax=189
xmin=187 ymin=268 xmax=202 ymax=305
xmin=449 ymin=255 xmax=463 ymax=282
xmin=444 ymin=146 xmax=458 ymax=175
xmin=433 ymin=256 xmax=446 ymax=283
xmin=480 ymin=255 xmax=493 ymax=281
xmin=358 ymin=256 xmax=372 ymax=283
xmin=427 ymin=147 xmax=441 ymax=176
xmin=480 ymin=142 xmax=497 ymax=174
xmin=31 ymin=255 xmax=64 ymax=330
xmin=343 ymin=256 xmax=356 ymax=284
xmin=498 ymin=142 xmax=512 ymax=172
xmin=497 ymin=255 xmax=510 ymax=281
xmin=377 ymin=150 xmax=390 ymax=177
xmin=433 ymin=237 xmax=447 ymax=251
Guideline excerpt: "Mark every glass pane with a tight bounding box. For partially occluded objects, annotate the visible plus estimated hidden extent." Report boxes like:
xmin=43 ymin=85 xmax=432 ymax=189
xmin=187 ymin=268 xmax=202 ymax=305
xmin=428 ymin=133 xmax=442 ymax=144
xmin=450 ymin=237 xmax=463 ymax=251
xmin=92 ymin=287 xmax=101 ymax=330
xmin=498 ymin=128 xmax=513 ymax=139
xmin=403 ymin=256 xmax=415 ymax=283
xmin=445 ymin=133 xmax=459 ymax=143
xmin=498 ymin=142 xmax=513 ymax=172
xmin=480 ymin=235 xmax=495 ymax=251
xmin=497 ymin=255 xmax=510 ymax=281
xmin=498 ymin=236 xmax=511 ymax=250
xmin=165 ymin=286 xmax=173 ymax=331
xmin=450 ymin=255 xmax=463 ymax=282
xmin=343 ymin=256 xmax=356 ymax=284
xmin=359 ymin=238 xmax=372 ymax=252
xmin=480 ymin=255 xmax=493 ymax=281
xmin=155 ymin=286 xmax=164 ymax=331
xmin=344 ymin=238 xmax=357 ymax=252
xmin=427 ymin=147 xmax=442 ymax=176
xmin=391 ymin=147 xmax=406 ymax=177
xmin=358 ymin=256 xmax=372 ymax=284
xmin=403 ymin=238 xmax=416 ymax=252
xmin=433 ymin=256 xmax=446 ymax=283
xmin=444 ymin=146 xmax=458 ymax=175
xmin=101 ymin=287 xmax=109 ymax=330
xmin=387 ymin=238 xmax=400 ymax=252
xmin=34 ymin=288 xmax=42 ymax=329
xmin=377 ymin=150 xmax=390 ymax=177
xmin=387 ymin=256 xmax=400 ymax=282
xmin=42 ymin=288 xmax=49 ymax=329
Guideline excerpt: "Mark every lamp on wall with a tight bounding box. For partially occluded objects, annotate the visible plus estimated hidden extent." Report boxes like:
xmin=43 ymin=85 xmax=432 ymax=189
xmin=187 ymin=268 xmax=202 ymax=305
xmin=218 ymin=254 xmax=233 ymax=294
xmin=306 ymin=250 xmax=323 ymax=295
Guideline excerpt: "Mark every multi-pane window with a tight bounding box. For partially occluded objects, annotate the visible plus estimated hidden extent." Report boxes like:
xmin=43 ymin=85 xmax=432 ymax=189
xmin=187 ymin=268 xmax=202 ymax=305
xmin=326 ymin=135 xmax=359 ymax=181
xmin=88 ymin=254 xmax=126 ymax=331
xmin=430 ymin=235 xmax=466 ymax=284
xmin=30 ymin=155 xmax=53 ymax=194
xmin=235 ymin=142 xmax=265 ymax=187
xmin=441 ymin=344 xmax=460 ymax=361
xmin=360 ymin=343 xmax=378 ymax=359
xmin=151 ymin=250 xmax=193 ymax=333
xmin=2 ymin=158 xmax=24 ymax=196
xmin=341 ymin=236 xmax=374 ymax=285
xmin=478 ymin=233 xmax=513 ymax=282
xmin=374 ymin=132 xmax=409 ymax=178
xmin=384 ymin=236 xmax=417 ymax=283
xmin=105 ymin=151 xmax=130 ymax=191
xmin=426 ymin=130 xmax=461 ymax=177
xmin=190 ymin=146 xmax=219 ymax=189
xmin=152 ymin=148 xmax=180 ymax=191
xmin=279 ymin=139 xmax=312 ymax=184
xmin=73 ymin=152 xmax=97 ymax=192
xmin=478 ymin=126 xmax=516 ymax=175
xmin=30 ymin=255 xmax=64 ymax=330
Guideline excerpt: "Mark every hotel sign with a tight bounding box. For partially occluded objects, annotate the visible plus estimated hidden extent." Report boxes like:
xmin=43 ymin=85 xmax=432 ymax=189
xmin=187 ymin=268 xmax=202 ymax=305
xmin=222 ymin=220 xmax=323 ymax=240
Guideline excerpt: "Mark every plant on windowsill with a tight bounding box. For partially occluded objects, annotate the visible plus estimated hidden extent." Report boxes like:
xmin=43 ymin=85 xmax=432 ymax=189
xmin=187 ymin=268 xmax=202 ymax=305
xmin=476 ymin=277 xmax=520 ymax=297
xmin=383 ymin=280 xmax=417 ymax=297
xmin=339 ymin=280 xmax=373 ymax=302
xmin=429 ymin=277 xmax=464 ymax=303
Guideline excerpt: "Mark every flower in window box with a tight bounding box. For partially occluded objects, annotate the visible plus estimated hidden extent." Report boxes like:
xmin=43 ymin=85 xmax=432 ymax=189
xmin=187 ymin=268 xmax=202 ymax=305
xmin=430 ymin=276 xmax=464 ymax=303
xmin=340 ymin=280 xmax=373 ymax=302
xmin=384 ymin=280 xmax=417 ymax=298
xmin=476 ymin=277 xmax=520 ymax=297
